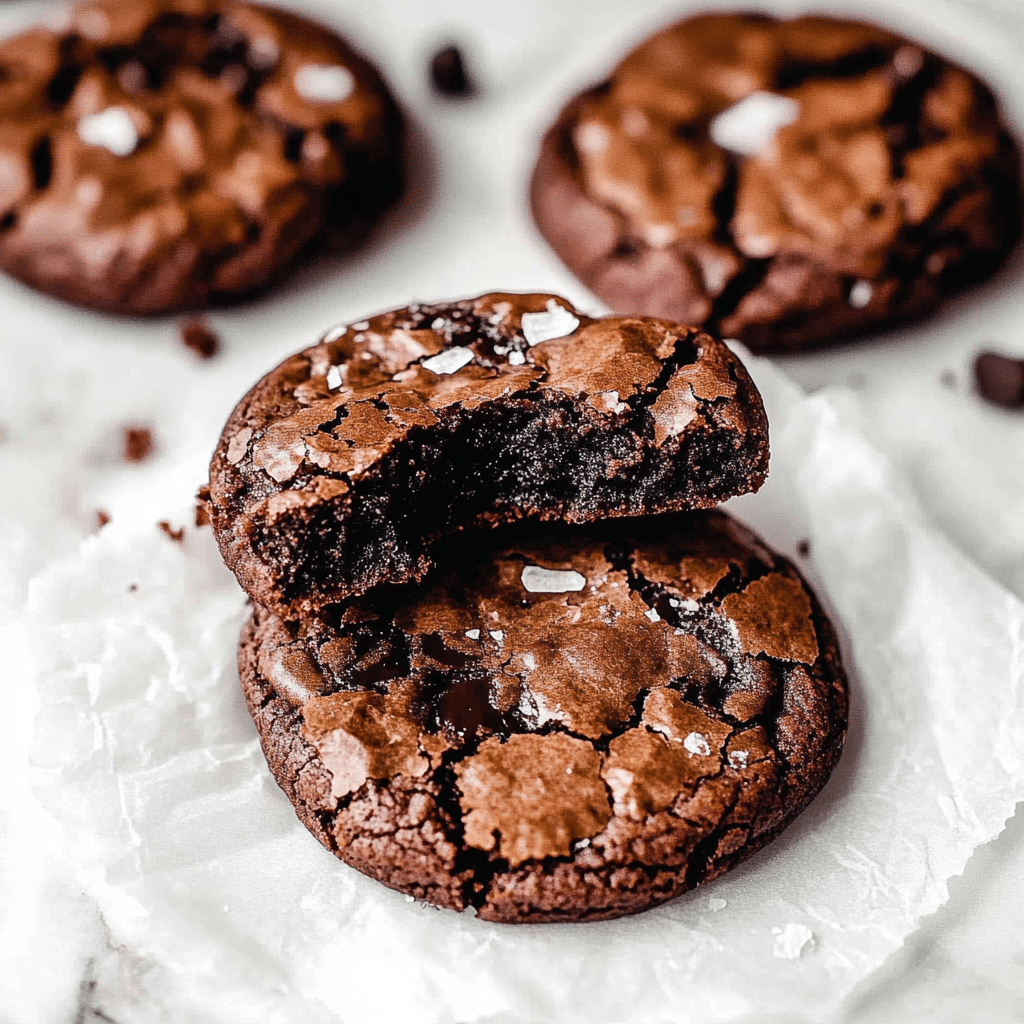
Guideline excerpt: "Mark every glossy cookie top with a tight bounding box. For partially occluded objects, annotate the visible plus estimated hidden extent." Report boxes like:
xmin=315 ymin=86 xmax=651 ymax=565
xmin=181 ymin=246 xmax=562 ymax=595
xmin=207 ymin=293 xmax=769 ymax=617
xmin=0 ymin=0 xmax=402 ymax=312
xmin=531 ymin=13 xmax=1021 ymax=352
xmin=240 ymin=511 xmax=848 ymax=922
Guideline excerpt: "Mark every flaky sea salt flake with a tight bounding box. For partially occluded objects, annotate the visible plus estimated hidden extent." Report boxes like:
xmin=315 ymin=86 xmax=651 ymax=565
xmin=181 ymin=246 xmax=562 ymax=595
xmin=294 ymin=64 xmax=355 ymax=103
xmin=521 ymin=566 xmax=586 ymax=593
xmin=772 ymin=923 xmax=815 ymax=959
xmin=684 ymin=732 xmax=711 ymax=757
xmin=848 ymin=280 xmax=873 ymax=308
xmin=78 ymin=107 xmax=139 ymax=157
xmin=423 ymin=346 xmax=474 ymax=375
xmin=710 ymin=92 xmax=799 ymax=156
xmin=521 ymin=300 xmax=580 ymax=347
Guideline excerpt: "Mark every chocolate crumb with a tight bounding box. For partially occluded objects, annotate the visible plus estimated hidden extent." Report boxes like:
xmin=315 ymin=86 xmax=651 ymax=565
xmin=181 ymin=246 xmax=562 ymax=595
xmin=123 ymin=426 xmax=154 ymax=463
xmin=180 ymin=318 xmax=220 ymax=360
xmin=195 ymin=485 xmax=212 ymax=527
xmin=430 ymin=44 xmax=474 ymax=97
xmin=158 ymin=520 xmax=185 ymax=543
xmin=128 ymin=583 xmax=138 ymax=593
xmin=797 ymin=539 xmax=810 ymax=558
xmin=95 ymin=510 xmax=111 ymax=531
xmin=939 ymin=369 xmax=957 ymax=389
xmin=974 ymin=351 xmax=1024 ymax=408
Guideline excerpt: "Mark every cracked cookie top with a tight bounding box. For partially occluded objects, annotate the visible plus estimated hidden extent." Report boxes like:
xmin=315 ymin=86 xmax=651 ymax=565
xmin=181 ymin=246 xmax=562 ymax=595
xmin=240 ymin=511 xmax=847 ymax=922
xmin=531 ymin=12 xmax=1021 ymax=352
xmin=208 ymin=292 xmax=769 ymax=618
xmin=0 ymin=0 xmax=402 ymax=312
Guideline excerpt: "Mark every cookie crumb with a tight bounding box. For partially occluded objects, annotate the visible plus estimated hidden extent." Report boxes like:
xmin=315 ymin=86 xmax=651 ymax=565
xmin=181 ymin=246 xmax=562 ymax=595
xmin=95 ymin=509 xmax=111 ymax=531
xmin=430 ymin=44 xmax=474 ymax=97
xmin=974 ymin=350 xmax=1024 ymax=408
xmin=180 ymin=318 xmax=220 ymax=359
xmin=797 ymin=539 xmax=810 ymax=558
xmin=195 ymin=485 xmax=212 ymax=527
xmin=123 ymin=426 xmax=154 ymax=462
xmin=158 ymin=520 xmax=185 ymax=543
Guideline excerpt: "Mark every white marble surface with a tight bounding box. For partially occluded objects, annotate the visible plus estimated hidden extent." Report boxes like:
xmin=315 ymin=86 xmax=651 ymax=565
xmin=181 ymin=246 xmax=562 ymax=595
xmin=1 ymin=0 xmax=1024 ymax=1021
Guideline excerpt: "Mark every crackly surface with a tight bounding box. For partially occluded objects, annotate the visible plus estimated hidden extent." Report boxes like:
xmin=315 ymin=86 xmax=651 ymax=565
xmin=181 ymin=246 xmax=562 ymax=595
xmin=530 ymin=13 xmax=1022 ymax=353
xmin=0 ymin=0 xmax=402 ymax=313
xmin=207 ymin=292 xmax=769 ymax=619
xmin=238 ymin=511 xmax=848 ymax=923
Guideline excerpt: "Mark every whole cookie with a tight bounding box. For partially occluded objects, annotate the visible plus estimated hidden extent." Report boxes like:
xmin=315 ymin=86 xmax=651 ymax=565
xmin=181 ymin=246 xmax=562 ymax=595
xmin=238 ymin=511 xmax=848 ymax=923
xmin=207 ymin=292 xmax=769 ymax=618
xmin=0 ymin=0 xmax=402 ymax=313
xmin=531 ymin=13 xmax=1022 ymax=352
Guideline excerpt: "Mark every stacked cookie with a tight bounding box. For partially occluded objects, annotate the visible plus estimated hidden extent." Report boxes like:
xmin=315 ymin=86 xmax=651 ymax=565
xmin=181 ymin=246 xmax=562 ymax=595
xmin=206 ymin=293 xmax=848 ymax=922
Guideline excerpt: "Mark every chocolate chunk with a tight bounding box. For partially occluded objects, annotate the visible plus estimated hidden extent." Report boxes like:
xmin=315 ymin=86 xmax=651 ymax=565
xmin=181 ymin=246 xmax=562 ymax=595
xmin=0 ymin=0 xmax=404 ymax=313
xmin=237 ymin=511 xmax=847 ymax=922
xmin=123 ymin=425 xmax=153 ymax=462
xmin=180 ymin=318 xmax=220 ymax=360
xmin=430 ymin=44 xmax=473 ymax=97
xmin=530 ymin=13 xmax=1021 ymax=352
xmin=208 ymin=292 xmax=770 ymax=618
xmin=974 ymin=350 xmax=1024 ymax=408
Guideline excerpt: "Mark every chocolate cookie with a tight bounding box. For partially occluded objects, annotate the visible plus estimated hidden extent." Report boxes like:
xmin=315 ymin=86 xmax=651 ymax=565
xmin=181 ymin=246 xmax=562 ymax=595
xmin=530 ymin=13 xmax=1021 ymax=353
xmin=238 ymin=511 xmax=848 ymax=922
xmin=207 ymin=292 xmax=769 ymax=618
xmin=0 ymin=0 xmax=402 ymax=313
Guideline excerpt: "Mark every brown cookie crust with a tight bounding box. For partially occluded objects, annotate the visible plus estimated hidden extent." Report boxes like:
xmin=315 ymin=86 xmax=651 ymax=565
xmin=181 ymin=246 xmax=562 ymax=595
xmin=0 ymin=0 xmax=402 ymax=313
xmin=530 ymin=13 xmax=1021 ymax=353
xmin=207 ymin=292 xmax=769 ymax=619
xmin=237 ymin=511 xmax=848 ymax=923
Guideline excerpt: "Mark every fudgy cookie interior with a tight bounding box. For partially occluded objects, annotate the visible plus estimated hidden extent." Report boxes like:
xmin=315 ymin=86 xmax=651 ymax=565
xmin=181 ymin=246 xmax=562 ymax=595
xmin=208 ymin=293 xmax=769 ymax=617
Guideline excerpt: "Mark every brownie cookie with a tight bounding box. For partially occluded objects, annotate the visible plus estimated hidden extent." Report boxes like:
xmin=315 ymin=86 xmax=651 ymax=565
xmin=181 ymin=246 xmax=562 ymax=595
xmin=0 ymin=0 xmax=402 ymax=313
xmin=238 ymin=511 xmax=847 ymax=922
xmin=531 ymin=13 xmax=1022 ymax=352
xmin=207 ymin=292 xmax=769 ymax=618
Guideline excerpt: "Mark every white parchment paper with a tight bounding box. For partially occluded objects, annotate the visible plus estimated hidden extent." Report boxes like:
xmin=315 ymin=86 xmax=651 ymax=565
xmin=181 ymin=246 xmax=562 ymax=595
xmin=17 ymin=353 xmax=1024 ymax=1024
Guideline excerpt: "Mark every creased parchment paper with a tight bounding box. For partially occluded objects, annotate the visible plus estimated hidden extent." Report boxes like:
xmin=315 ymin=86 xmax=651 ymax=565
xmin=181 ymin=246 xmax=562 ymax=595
xmin=18 ymin=352 xmax=1024 ymax=1024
